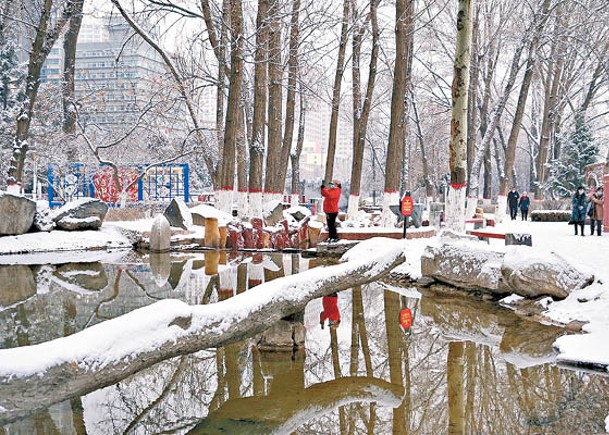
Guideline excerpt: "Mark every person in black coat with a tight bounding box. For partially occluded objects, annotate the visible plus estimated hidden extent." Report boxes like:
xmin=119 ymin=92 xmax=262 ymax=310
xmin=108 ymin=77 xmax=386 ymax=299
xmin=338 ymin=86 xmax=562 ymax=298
xmin=571 ymin=186 xmax=587 ymax=236
xmin=518 ymin=191 xmax=530 ymax=221
xmin=507 ymin=187 xmax=520 ymax=220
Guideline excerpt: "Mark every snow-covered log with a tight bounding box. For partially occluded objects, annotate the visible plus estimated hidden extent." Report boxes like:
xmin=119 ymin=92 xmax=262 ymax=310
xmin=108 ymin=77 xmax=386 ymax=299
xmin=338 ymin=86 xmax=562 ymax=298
xmin=0 ymin=238 xmax=405 ymax=424
xmin=189 ymin=377 xmax=403 ymax=434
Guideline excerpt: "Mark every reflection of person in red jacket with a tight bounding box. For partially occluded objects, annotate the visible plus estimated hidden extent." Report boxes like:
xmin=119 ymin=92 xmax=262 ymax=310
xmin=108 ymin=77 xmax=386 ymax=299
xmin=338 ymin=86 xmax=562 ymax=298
xmin=321 ymin=179 xmax=341 ymax=242
xmin=320 ymin=292 xmax=340 ymax=328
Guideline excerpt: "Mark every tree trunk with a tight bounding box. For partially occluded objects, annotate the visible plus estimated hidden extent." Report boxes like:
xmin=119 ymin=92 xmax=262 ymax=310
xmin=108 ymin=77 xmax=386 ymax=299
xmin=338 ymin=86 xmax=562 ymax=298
xmin=324 ymin=0 xmax=350 ymax=184
xmin=277 ymin=0 xmax=301 ymax=195
xmin=217 ymin=0 xmax=245 ymax=213
xmin=446 ymin=0 xmax=473 ymax=233
xmin=62 ymin=0 xmax=85 ymax=135
xmin=411 ymin=90 xmax=434 ymax=198
xmin=0 ymin=241 xmax=405 ymax=424
xmin=381 ymin=0 xmax=413 ymax=227
xmin=534 ymin=45 xmax=563 ymax=199
xmin=264 ymin=0 xmax=283 ymax=200
xmin=290 ymin=86 xmax=306 ymax=203
xmin=348 ymin=0 xmax=380 ymax=220
xmin=248 ymin=0 xmax=270 ymax=218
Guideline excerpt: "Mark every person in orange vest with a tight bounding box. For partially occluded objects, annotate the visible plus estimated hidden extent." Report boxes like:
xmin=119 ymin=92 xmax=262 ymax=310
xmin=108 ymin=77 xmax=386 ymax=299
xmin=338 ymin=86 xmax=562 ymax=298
xmin=320 ymin=292 xmax=340 ymax=329
xmin=321 ymin=179 xmax=341 ymax=242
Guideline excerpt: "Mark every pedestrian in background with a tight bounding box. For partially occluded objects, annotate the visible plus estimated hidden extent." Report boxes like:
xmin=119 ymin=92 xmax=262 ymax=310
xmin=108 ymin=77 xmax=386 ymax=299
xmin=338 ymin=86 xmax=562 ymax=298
xmin=587 ymin=186 xmax=604 ymax=236
xmin=321 ymin=179 xmax=341 ymax=242
xmin=518 ymin=191 xmax=530 ymax=221
xmin=507 ymin=187 xmax=520 ymax=220
xmin=570 ymin=186 xmax=587 ymax=236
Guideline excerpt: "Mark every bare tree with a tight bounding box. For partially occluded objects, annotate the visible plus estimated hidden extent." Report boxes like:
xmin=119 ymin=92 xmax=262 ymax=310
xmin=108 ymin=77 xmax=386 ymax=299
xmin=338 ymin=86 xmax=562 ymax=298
xmin=380 ymin=0 xmax=414 ymax=227
xmin=323 ymin=0 xmax=350 ymax=185
xmin=445 ymin=0 xmax=473 ymax=233
xmin=7 ymin=0 xmax=77 ymax=190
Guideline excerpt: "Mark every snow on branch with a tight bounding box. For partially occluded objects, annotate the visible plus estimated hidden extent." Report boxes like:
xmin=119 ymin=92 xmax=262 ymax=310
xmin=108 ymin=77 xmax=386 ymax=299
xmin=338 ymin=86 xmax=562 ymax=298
xmin=0 ymin=238 xmax=405 ymax=424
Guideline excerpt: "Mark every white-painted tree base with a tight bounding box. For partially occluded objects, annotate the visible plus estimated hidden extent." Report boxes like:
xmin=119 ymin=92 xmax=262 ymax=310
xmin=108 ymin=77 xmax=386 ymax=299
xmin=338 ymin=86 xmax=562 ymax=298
xmin=465 ymin=195 xmax=478 ymax=220
xmin=234 ymin=191 xmax=247 ymax=219
xmin=290 ymin=194 xmax=299 ymax=207
xmin=216 ymin=189 xmax=233 ymax=215
xmin=446 ymin=187 xmax=466 ymax=233
xmin=381 ymin=192 xmax=399 ymax=228
xmin=347 ymin=194 xmax=360 ymax=221
xmin=496 ymin=195 xmax=507 ymax=224
xmin=249 ymin=192 xmax=263 ymax=219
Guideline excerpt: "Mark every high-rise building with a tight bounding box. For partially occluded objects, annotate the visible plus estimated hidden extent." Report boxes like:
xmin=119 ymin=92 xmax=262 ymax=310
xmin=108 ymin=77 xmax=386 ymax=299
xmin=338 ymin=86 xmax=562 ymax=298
xmin=40 ymin=15 xmax=173 ymax=128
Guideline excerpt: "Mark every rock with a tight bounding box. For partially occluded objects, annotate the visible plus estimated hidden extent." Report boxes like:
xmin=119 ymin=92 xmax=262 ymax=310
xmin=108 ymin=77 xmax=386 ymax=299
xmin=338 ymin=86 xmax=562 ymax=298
xmin=150 ymin=252 xmax=171 ymax=286
xmin=53 ymin=198 xmax=108 ymax=231
xmin=190 ymin=204 xmax=233 ymax=226
xmin=0 ymin=265 xmax=36 ymax=306
xmin=501 ymin=249 xmax=593 ymax=299
xmin=31 ymin=201 xmax=55 ymax=232
xmin=53 ymin=263 xmax=108 ymax=291
xmin=421 ymin=243 xmax=507 ymax=293
xmin=0 ymin=193 xmax=36 ymax=235
xmin=263 ymin=200 xmax=284 ymax=226
xmin=150 ymin=214 xmax=171 ymax=252
xmin=163 ymin=198 xmax=193 ymax=229
xmin=505 ymin=233 xmax=532 ymax=246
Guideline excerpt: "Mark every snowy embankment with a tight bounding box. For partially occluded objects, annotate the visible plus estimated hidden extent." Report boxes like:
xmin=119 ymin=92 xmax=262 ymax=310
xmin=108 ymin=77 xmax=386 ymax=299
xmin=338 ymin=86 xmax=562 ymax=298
xmin=0 ymin=238 xmax=405 ymax=424
xmin=0 ymin=224 xmax=133 ymax=256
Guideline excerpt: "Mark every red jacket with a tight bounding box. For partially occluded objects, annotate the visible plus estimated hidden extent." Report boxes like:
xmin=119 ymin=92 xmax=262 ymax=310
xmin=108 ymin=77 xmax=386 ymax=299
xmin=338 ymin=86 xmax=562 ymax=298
xmin=320 ymin=295 xmax=340 ymax=323
xmin=321 ymin=186 xmax=341 ymax=213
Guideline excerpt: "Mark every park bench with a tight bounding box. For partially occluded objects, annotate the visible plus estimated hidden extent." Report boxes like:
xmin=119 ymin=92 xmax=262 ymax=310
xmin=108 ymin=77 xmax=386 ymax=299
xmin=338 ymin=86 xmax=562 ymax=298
xmin=465 ymin=218 xmax=485 ymax=229
xmin=467 ymin=230 xmax=532 ymax=246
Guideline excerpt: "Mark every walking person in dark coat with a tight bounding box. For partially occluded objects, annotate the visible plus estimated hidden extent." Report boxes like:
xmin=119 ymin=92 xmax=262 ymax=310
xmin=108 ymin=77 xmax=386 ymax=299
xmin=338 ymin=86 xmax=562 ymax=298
xmin=518 ymin=191 xmax=530 ymax=221
xmin=507 ymin=187 xmax=520 ymax=220
xmin=571 ymin=186 xmax=587 ymax=236
xmin=587 ymin=186 xmax=604 ymax=236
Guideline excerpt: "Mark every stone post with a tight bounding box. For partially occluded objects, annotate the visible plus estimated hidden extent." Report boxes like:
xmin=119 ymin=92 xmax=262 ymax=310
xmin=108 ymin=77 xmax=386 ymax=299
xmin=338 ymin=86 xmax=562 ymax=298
xmin=205 ymin=217 xmax=220 ymax=248
xmin=219 ymin=225 xmax=227 ymax=248
xmin=150 ymin=214 xmax=171 ymax=253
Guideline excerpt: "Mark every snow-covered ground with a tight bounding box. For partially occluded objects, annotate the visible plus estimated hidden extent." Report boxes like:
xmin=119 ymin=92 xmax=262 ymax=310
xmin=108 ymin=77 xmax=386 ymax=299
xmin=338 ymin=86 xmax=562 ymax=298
xmin=1 ymin=217 xmax=608 ymax=370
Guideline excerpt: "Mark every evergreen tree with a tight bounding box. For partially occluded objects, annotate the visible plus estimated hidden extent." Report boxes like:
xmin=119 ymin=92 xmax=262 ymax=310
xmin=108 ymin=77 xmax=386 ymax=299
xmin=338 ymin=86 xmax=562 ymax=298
xmin=546 ymin=115 xmax=599 ymax=198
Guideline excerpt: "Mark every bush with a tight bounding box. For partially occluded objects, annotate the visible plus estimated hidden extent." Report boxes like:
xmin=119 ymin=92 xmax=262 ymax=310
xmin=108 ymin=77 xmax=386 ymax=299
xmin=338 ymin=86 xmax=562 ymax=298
xmin=530 ymin=210 xmax=571 ymax=222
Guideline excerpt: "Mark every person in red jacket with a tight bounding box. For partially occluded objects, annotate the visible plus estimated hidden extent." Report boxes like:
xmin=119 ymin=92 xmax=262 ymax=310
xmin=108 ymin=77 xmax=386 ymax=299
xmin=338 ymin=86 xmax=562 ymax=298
xmin=321 ymin=179 xmax=341 ymax=242
xmin=320 ymin=292 xmax=340 ymax=328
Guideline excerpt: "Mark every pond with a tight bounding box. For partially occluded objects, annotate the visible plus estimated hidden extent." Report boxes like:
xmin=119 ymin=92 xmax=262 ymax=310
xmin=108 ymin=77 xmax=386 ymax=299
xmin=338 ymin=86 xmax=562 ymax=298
xmin=1 ymin=251 xmax=608 ymax=434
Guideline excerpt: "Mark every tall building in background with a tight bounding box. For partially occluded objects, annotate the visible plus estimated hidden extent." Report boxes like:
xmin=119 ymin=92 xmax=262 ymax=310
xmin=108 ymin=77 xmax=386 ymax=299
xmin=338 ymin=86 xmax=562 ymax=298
xmin=40 ymin=15 xmax=173 ymax=128
xmin=298 ymin=96 xmax=352 ymax=183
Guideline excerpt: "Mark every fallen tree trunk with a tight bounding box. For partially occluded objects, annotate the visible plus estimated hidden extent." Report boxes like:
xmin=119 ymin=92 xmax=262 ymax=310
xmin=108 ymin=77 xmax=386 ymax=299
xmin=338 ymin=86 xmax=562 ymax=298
xmin=0 ymin=238 xmax=405 ymax=424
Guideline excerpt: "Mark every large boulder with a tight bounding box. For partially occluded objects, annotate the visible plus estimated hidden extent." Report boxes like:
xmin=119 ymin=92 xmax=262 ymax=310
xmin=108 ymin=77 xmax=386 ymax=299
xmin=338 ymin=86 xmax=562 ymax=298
xmin=31 ymin=201 xmax=55 ymax=232
xmin=501 ymin=248 xmax=594 ymax=299
xmin=0 ymin=193 xmax=36 ymax=235
xmin=263 ymin=200 xmax=284 ymax=226
xmin=53 ymin=262 xmax=108 ymax=292
xmin=0 ymin=265 xmax=36 ymax=306
xmin=163 ymin=198 xmax=192 ymax=229
xmin=52 ymin=198 xmax=109 ymax=231
xmin=421 ymin=242 xmax=594 ymax=300
xmin=421 ymin=243 xmax=507 ymax=293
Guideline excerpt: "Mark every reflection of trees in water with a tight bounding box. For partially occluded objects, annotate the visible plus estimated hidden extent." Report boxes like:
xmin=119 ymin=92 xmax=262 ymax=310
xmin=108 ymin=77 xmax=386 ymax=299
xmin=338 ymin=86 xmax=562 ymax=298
xmin=3 ymin=256 xmax=609 ymax=434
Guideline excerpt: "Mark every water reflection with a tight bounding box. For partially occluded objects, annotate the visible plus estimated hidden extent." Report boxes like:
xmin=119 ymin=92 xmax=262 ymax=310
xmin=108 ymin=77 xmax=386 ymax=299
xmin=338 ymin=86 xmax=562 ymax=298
xmin=1 ymin=254 xmax=608 ymax=434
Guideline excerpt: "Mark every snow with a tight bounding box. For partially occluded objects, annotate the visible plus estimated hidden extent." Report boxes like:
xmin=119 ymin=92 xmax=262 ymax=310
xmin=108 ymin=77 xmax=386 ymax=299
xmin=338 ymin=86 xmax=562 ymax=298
xmin=189 ymin=204 xmax=234 ymax=225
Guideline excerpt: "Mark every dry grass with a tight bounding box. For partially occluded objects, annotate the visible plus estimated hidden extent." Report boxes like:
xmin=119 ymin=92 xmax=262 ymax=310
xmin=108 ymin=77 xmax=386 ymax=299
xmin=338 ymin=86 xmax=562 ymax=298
xmin=105 ymin=202 xmax=165 ymax=221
